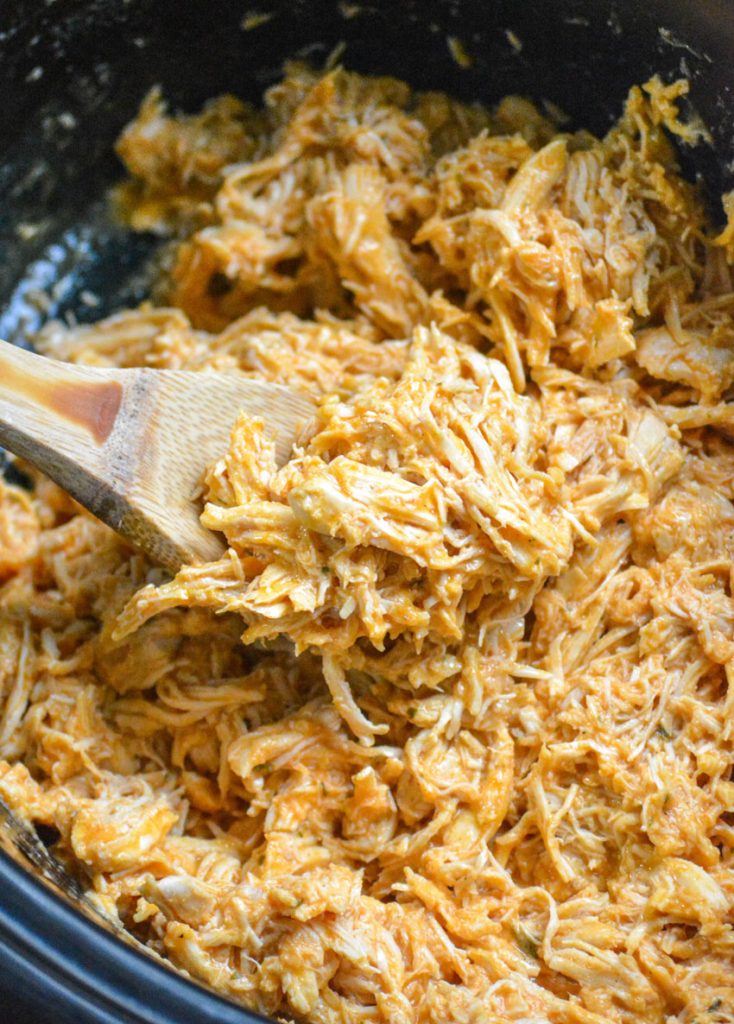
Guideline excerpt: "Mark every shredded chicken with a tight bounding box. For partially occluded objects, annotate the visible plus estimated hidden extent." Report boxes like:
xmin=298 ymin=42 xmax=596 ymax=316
xmin=2 ymin=64 xmax=734 ymax=1024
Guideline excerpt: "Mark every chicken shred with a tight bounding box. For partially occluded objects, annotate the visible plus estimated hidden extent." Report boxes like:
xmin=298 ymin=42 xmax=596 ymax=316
xmin=2 ymin=64 xmax=734 ymax=1024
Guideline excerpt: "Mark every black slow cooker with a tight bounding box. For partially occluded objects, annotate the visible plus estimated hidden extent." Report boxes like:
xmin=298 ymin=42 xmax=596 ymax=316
xmin=2 ymin=1 xmax=734 ymax=1021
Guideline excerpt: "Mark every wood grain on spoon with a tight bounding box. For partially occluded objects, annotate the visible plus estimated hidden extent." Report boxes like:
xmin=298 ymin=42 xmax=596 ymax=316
xmin=0 ymin=339 xmax=315 ymax=572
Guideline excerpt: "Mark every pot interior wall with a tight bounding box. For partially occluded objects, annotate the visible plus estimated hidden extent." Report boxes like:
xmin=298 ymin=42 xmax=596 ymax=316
xmin=1 ymin=0 xmax=734 ymax=346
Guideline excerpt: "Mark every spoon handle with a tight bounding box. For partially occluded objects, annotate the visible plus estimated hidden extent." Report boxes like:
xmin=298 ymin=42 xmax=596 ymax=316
xmin=0 ymin=339 xmax=211 ymax=571
xmin=0 ymin=338 xmax=122 ymax=495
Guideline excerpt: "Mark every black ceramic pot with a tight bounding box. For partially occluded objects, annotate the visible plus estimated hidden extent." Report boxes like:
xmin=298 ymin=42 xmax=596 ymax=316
xmin=1 ymin=1 xmax=734 ymax=1021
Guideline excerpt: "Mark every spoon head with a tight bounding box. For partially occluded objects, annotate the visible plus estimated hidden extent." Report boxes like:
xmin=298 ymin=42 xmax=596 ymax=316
xmin=107 ymin=370 xmax=316 ymax=572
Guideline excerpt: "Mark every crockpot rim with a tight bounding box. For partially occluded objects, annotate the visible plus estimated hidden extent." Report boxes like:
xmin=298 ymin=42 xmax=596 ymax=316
xmin=0 ymin=844 xmax=267 ymax=1024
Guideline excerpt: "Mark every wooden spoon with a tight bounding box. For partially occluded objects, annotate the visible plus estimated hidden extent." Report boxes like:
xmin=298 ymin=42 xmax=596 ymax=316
xmin=0 ymin=339 xmax=315 ymax=573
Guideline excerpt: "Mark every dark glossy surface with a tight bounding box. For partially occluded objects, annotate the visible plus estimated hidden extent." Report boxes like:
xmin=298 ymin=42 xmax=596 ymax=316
xmin=1 ymin=1 xmax=734 ymax=1021
xmin=0 ymin=844 xmax=266 ymax=1023
xmin=0 ymin=976 xmax=41 ymax=1024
